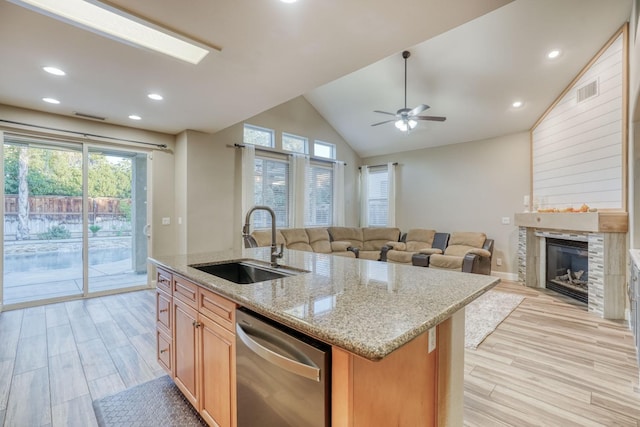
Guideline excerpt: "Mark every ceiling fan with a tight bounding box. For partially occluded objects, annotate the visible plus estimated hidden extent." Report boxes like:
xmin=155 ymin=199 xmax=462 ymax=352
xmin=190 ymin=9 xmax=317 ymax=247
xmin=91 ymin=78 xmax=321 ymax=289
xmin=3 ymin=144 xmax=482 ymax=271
xmin=371 ymin=50 xmax=446 ymax=132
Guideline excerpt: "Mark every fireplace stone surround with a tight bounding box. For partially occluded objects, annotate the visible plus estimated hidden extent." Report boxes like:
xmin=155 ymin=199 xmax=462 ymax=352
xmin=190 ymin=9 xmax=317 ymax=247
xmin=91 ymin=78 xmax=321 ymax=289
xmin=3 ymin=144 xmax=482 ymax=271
xmin=514 ymin=212 xmax=627 ymax=320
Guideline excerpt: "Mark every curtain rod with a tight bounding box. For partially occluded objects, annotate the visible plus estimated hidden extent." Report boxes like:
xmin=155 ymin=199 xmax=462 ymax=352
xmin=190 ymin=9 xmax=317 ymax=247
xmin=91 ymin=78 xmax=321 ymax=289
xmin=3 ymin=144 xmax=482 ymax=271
xmin=359 ymin=162 xmax=398 ymax=170
xmin=230 ymin=143 xmax=346 ymax=166
xmin=0 ymin=119 xmax=168 ymax=149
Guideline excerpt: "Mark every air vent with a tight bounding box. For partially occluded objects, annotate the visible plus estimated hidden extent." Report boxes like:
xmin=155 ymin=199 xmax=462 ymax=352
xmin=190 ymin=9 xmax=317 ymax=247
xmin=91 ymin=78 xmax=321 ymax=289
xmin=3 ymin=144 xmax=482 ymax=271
xmin=576 ymin=79 xmax=598 ymax=103
xmin=73 ymin=111 xmax=106 ymax=121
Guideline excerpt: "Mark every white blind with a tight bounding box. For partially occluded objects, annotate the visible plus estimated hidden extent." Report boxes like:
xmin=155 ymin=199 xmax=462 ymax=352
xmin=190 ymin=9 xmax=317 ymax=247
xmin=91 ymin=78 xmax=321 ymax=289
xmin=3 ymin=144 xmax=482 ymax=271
xmin=253 ymin=152 xmax=290 ymax=228
xmin=304 ymin=162 xmax=333 ymax=227
xmin=367 ymin=166 xmax=388 ymax=227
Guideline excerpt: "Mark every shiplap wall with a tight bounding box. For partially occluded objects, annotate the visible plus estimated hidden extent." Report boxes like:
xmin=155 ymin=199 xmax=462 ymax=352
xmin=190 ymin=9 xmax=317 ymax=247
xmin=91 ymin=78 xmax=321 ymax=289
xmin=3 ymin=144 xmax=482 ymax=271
xmin=532 ymin=34 xmax=624 ymax=210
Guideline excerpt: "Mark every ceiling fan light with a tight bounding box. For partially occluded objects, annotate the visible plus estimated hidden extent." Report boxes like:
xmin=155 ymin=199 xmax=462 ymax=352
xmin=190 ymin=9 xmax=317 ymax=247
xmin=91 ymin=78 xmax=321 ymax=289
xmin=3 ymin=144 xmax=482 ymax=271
xmin=408 ymin=119 xmax=417 ymax=129
xmin=395 ymin=120 xmax=408 ymax=132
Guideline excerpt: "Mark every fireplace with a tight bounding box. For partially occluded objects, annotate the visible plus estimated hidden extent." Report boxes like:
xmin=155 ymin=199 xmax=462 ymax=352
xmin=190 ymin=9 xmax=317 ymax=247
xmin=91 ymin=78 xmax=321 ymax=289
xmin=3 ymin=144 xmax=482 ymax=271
xmin=545 ymin=238 xmax=588 ymax=303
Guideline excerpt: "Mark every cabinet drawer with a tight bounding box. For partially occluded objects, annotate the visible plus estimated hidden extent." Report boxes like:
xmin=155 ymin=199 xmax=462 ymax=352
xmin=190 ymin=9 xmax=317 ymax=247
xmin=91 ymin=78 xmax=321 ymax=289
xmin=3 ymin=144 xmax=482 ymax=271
xmin=157 ymin=328 xmax=173 ymax=376
xmin=199 ymin=287 xmax=236 ymax=332
xmin=157 ymin=268 xmax=172 ymax=294
xmin=174 ymin=275 xmax=198 ymax=307
xmin=156 ymin=290 xmax=172 ymax=332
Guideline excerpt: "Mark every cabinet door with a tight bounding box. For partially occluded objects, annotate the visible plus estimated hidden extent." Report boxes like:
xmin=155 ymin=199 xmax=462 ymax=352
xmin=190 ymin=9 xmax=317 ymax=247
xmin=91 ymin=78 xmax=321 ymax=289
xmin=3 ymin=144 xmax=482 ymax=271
xmin=174 ymin=298 xmax=199 ymax=408
xmin=199 ymin=313 xmax=236 ymax=427
xmin=157 ymin=328 xmax=173 ymax=376
xmin=157 ymin=268 xmax=172 ymax=294
xmin=156 ymin=290 xmax=172 ymax=333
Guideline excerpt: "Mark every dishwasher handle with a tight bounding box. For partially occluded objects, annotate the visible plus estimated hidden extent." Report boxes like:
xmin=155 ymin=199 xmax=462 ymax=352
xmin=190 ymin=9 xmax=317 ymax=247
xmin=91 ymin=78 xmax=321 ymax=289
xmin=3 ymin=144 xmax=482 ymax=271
xmin=236 ymin=322 xmax=321 ymax=382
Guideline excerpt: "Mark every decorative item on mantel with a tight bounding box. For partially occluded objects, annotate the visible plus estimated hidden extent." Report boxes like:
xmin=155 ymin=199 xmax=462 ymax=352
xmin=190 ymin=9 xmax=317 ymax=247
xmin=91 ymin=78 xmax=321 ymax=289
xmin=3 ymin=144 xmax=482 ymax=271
xmin=536 ymin=203 xmax=597 ymax=213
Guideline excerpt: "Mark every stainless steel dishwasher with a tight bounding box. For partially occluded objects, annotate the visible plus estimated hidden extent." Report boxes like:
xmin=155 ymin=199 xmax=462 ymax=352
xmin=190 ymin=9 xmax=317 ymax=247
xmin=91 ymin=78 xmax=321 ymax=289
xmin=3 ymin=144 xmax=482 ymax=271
xmin=235 ymin=308 xmax=330 ymax=427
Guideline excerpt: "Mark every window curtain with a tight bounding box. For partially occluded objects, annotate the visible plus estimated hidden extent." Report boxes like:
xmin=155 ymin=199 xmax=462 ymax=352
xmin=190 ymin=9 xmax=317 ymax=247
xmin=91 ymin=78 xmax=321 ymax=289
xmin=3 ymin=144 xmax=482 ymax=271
xmin=332 ymin=162 xmax=345 ymax=226
xmin=241 ymin=144 xmax=255 ymax=220
xmin=292 ymin=153 xmax=308 ymax=228
xmin=359 ymin=165 xmax=369 ymax=227
xmin=387 ymin=162 xmax=396 ymax=227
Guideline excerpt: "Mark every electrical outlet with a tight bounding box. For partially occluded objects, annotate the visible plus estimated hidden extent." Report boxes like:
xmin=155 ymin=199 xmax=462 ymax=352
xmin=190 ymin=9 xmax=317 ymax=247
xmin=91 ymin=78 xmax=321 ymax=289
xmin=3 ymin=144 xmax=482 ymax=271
xmin=496 ymin=258 xmax=503 ymax=266
xmin=501 ymin=216 xmax=511 ymax=225
xmin=428 ymin=327 xmax=436 ymax=353
xmin=162 ymin=217 xmax=170 ymax=225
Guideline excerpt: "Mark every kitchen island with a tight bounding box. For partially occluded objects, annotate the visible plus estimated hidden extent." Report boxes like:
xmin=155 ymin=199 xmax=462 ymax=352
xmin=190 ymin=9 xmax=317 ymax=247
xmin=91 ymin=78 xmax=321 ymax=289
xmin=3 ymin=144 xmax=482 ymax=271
xmin=150 ymin=247 xmax=499 ymax=426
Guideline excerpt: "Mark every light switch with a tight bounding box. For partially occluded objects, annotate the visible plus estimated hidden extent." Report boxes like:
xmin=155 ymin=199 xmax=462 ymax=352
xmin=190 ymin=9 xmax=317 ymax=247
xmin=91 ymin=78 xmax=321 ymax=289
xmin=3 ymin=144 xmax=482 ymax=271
xmin=501 ymin=216 xmax=511 ymax=225
xmin=162 ymin=217 xmax=170 ymax=225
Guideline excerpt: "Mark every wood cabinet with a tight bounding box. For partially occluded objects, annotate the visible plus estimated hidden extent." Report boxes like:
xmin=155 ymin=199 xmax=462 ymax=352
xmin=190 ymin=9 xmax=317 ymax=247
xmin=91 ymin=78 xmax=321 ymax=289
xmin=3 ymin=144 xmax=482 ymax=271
xmin=156 ymin=268 xmax=174 ymax=376
xmin=156 ymin=269 xmax=237 ymax=427
xmin=199 ymin=306 xmax=236 ymax=427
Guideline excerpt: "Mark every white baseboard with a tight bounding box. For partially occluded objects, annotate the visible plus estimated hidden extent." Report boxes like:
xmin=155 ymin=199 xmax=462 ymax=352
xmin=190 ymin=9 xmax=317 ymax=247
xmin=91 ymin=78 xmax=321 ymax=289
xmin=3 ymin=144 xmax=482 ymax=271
xmin=491 ymin=271 xmax=520 ymax=282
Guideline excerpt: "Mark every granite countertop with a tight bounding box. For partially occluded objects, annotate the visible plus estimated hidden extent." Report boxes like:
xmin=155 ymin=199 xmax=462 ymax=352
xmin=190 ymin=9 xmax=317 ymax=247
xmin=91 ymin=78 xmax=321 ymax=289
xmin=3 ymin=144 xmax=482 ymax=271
xmin=630 ymin=249 xmax=640 ymax=267
xmin=149 ymin=247 xmax=499 ymax=361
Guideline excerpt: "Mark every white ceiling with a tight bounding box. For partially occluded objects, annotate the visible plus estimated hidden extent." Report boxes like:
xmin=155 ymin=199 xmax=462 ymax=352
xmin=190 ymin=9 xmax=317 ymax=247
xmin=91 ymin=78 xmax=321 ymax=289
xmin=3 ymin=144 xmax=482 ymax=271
xmin=0 ymin=0 xmax=509 ymax=142
xmin=305 ymin=0 xmax=633 ymax=157
xmin=0 ymin=0 xmax=632 ymax=158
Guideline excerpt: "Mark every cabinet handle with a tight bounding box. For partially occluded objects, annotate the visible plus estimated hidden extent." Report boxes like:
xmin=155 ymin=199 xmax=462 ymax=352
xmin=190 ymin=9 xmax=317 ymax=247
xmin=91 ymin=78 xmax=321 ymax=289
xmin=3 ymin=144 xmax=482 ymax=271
xmin=159 ymin=308 xmax=168 ymax=313
xmin=192 ymin=321 xmax=202 ymax=328
xmin=160 ymin=348 xmax=168 ymax=354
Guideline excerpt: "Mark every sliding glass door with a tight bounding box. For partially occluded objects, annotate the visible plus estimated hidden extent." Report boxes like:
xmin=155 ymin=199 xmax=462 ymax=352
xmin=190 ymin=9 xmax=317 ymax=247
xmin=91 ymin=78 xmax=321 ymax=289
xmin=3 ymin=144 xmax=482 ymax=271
xmin=87 ymin=149 xmax=148 ymax=293
xmin=3 ymin=137 xmax=84 ymax=305
xmin=2 ymin=134 xmax=149 ymax=307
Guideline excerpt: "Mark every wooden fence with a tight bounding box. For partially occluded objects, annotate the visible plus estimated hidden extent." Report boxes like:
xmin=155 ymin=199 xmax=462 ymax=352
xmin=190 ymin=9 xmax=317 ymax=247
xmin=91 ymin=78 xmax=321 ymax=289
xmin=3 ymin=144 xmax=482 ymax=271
xmin=4 ymin=196 xmax=128 ymax=216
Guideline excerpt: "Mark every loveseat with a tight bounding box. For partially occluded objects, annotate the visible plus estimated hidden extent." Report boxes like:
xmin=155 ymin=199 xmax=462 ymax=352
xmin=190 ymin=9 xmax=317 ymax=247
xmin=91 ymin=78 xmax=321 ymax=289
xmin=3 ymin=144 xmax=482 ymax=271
xmin=411 ymin=231 xmax=493 ymax=275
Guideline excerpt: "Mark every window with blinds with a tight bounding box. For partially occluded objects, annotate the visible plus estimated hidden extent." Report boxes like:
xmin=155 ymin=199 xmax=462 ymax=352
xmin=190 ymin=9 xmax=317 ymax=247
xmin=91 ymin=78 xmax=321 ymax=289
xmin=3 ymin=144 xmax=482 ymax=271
xmin=253 ymin=153 xmax=290 ymax=228
xmin=305 ymin=163 xmax=333 ymax=227
xmin=367 ymin=166 xmax=388 ymax=227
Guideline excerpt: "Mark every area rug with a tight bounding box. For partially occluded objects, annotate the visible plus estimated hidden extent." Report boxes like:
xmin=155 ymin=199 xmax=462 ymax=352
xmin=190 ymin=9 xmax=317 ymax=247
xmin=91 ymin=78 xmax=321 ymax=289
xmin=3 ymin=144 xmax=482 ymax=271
xmin=93 ymin=375 xmax=207 ymax=427
xmin=465 ymin=290 xmax=525 ymax=349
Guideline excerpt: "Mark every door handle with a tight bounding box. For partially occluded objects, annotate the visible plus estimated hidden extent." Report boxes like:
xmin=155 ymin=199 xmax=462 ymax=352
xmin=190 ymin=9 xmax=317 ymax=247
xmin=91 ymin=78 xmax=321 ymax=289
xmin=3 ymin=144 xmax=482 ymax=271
xmin=144 ymin=224 xmax=151 ymax=237
xmin=236 ymin=322 xmax=320 ymax=382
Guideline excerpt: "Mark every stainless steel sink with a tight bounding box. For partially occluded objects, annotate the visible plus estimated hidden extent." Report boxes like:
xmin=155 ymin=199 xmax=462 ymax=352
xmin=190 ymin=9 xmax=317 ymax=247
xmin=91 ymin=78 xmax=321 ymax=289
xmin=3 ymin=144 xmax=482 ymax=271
xmin=189 ymin=260 xmax=305 ymax=284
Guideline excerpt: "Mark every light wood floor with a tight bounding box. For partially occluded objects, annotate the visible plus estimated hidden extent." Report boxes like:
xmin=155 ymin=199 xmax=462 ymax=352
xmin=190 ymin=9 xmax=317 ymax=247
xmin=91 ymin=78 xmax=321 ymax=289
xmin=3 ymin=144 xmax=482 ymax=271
xmin=0 ymin=282 xmax=638 ymax=426
xmin=465 ymin=281 xmax=640 ymax=426
xmin=0 ymin=290 xmax=164 ymax=426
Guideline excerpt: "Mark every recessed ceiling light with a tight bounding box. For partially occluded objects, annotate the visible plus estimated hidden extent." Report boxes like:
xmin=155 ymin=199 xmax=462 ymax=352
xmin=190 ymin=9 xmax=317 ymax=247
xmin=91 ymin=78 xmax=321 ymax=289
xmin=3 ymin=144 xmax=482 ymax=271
xmin=43 ymin=66 xmax=65 ymax=76
xmin=547 ymin=49 xmax=561 ymax=59
xmin=42 ymin=97 xmax=60 ymax=104
xmin=512 ymin=101 xmax=523 ymax=108
xmin=129 ymin=115 xmax=142 ymax=120
xmin=280 ymin=0 xmax=298 ymax=3
xmin=148 ymin=93 xmax=163 ymax=101
xmin=8 ymin=0 xmax=219 ymax=65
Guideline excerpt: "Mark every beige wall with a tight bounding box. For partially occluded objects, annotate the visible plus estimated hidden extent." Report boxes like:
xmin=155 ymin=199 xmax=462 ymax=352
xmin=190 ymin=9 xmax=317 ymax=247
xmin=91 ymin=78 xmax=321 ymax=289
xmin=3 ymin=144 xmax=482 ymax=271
xmin=176 ymin=96 xmax=362 ymax=253
xmin=365 ymin=131 xmax=530 ymax=277
xmin=0 ymin=104 xmax=177 ymax=260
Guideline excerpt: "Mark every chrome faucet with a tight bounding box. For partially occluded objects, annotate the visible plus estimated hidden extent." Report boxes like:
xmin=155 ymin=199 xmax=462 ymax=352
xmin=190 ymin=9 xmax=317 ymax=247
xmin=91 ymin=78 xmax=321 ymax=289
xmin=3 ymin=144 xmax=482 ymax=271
xmin=242 ymin=205 xmax=284 ymax=268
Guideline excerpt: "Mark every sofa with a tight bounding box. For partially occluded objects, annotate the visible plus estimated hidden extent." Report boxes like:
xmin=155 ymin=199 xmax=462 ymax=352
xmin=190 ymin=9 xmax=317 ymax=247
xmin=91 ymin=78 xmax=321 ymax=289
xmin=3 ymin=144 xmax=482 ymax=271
xmin=280 ymin=228 xmax=355 ymax=257
xmin=328 ymin=227 xmax=401 ymax=260
xmin=246 ymin=228 xmax=356 ymax=257
xmin=411 ymin=231 xmax=493 ymax=275
xmin=380 ymin=229 xmax=450 ymax=264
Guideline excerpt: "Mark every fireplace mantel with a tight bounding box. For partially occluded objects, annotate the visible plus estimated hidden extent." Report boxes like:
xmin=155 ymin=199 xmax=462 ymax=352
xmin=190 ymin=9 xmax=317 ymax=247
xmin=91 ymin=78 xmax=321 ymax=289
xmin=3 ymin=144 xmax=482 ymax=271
xmin=514 ymin=212 xmax=628 ymax=233
xmin=515 ymin=212 xmax=628 ymax=319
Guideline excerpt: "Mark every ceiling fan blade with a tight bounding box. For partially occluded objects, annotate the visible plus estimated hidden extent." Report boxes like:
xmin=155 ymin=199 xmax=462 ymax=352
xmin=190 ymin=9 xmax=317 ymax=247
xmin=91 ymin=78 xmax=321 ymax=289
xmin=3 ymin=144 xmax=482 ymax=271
xmin=371 ymin=119 xmax=395 ymax=126
xmin=414 ymin=115 xmax=447 ymax=122
xmin=373 ymin=110 xmax=398 ymax=117
xmin=408 ymin=104 xmax=429 ymax=116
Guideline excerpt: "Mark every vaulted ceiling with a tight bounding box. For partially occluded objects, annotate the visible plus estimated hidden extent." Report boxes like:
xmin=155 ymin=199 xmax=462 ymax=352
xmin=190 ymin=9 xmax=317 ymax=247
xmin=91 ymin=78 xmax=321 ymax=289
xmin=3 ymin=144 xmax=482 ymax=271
xmin=0 ymin=0 xmax=632 ymax=157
